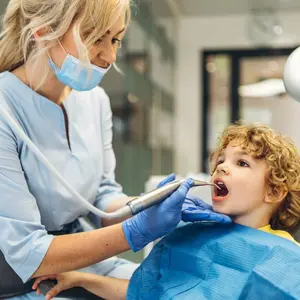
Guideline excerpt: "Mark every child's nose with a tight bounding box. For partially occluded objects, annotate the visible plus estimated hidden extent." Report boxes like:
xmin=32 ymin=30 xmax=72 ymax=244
xmin=217 ymin=164 xmax=230 ymax=175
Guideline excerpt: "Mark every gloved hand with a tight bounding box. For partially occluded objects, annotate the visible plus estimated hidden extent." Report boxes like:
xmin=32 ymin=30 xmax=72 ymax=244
xmin=122 ymin=174 xmax=193 ymax=252
xmin=157 ymin=176 xmax=231 ymax=224
xmin=181 ymin=195 xmax=232 ymax=224
xmin=156 ymin=173 xmax=176 ymax=188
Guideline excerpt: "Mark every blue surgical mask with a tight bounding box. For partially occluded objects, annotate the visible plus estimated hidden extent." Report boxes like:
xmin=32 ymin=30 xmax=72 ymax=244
xmin=48 ymin=41 xmax=110 ymax=91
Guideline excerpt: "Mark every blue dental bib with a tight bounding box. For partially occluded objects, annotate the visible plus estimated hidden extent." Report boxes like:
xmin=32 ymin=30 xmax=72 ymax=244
xmin=127 ymin=223 xmax=300 ymax=300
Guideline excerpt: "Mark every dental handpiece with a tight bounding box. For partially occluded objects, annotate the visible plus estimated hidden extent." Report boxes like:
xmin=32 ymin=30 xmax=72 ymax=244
xmin=124 ymin=179 xmax=218 ymax=216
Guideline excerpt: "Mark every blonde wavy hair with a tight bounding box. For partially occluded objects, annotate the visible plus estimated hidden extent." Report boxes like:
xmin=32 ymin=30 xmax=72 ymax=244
xmin=0 ymin=0 xmax=131 ymax=87
xmin=210 ymin=122 xmax=300 ymax=232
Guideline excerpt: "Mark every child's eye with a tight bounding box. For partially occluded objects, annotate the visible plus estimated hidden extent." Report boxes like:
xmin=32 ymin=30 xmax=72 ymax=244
xmin=216 ymin=160 xmax=224 ymax=166
xmin=238 ymin=160 xmax=249 ymax=167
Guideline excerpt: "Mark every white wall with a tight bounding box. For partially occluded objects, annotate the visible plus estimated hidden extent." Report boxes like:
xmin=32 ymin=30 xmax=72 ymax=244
xmin=176 ymin=12 xmax=300 ymax=174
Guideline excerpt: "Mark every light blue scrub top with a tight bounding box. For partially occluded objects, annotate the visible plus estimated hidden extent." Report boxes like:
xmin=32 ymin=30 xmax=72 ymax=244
xmin=0 ymin=71 xmax=126 ymax=283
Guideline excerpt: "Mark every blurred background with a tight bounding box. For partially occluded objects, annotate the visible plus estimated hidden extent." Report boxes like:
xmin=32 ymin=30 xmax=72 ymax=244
xmin=1 ymin=0 xmax=300 ymax=257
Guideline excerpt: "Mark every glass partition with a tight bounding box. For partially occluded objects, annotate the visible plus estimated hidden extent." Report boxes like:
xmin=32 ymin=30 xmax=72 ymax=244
xmin=202 ymin=48 xmax=295 ymax=173
xmin=102 ymin=5 xmax=177 ymax=196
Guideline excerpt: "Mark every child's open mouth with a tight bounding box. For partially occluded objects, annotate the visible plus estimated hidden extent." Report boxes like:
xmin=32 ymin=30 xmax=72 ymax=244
xmin=213 ymin=179 xmax=229 ymax=201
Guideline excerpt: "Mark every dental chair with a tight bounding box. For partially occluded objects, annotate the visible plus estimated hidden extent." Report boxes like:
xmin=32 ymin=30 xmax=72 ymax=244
xmin=0 ymin=252 xmax=109 ymax=299
xmin=0 ymin=252 xmax=101 ymax=300
xmin=39 ymin=281 xmax=102 ymax=300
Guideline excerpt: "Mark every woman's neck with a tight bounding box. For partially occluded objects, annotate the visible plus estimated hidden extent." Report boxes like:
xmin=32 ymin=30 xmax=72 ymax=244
xmin=12 ymin=57 xmax=71 ymax=105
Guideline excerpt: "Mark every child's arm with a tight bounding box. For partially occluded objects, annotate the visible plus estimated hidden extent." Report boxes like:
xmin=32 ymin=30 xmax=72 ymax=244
xmin=32 ymin=271 xmax=129 ymax=300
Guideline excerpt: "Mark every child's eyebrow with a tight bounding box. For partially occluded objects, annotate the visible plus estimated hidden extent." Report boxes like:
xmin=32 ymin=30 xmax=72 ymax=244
xmin=219 ymin=149 xmax=252 ymax=158
xmin=234 ymin=150 xmax=257 ymax=161
xmin=234 ymin=150 xmax=249 ymax=156
xmin=215 ymin=153 xmax=224 ymax=160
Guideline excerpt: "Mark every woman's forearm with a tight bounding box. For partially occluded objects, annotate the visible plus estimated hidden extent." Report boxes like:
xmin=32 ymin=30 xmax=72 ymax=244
xmin=31 ymin=223 xmax=130 ymax=278
xmin=79 ymin=273 xmax=128 ymax=300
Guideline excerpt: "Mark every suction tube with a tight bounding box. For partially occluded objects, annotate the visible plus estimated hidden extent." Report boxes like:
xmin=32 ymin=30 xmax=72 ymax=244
xmin=0 ymin=99 xmax=215 ymax=220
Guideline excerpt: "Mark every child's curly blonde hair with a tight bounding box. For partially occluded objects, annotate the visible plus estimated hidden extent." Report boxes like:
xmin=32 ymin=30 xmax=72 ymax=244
xmin=210 ymin=122 xmax=300 ymax=232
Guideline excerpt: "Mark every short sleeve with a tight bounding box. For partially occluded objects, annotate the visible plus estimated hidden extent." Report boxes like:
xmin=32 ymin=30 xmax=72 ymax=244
xmin=0 ymin=95 xmax=54 ymax=282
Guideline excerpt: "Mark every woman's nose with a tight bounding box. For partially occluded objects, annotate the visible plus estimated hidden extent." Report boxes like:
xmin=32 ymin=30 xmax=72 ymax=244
xmin=99 ymin=43 xmax=117 ymax=66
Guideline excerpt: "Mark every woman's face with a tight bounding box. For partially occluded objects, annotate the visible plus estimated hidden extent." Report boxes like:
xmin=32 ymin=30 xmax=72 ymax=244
xmin=49 ymin=14 xmax=126 ymax=69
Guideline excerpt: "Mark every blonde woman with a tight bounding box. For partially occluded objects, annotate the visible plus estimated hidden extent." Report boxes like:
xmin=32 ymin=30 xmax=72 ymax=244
xmin=0 ymin=0 xmax=205 ymax=299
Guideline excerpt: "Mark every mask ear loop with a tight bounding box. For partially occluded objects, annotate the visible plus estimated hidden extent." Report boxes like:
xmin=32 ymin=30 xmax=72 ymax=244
xmin=56 ymin=38 xmax=68 ymax=55
xmin=46 ymin=33 xmax=69 ymax=71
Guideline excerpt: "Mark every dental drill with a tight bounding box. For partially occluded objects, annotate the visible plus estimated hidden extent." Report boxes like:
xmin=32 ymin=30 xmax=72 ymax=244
xmin=126 ymin=179 xmax=217 ymax=216
xmin=0 ymin=99 xmax=217 ymax=220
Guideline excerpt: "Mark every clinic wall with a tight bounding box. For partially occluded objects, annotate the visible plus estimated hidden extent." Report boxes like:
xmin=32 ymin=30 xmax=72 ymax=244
xmin=176 ymin=12 xmax=300 ymax=175
xmin=0 ymin=0 xmax=9 ymax=13
xmin=126 ymin=20 xmax=175 ymax=95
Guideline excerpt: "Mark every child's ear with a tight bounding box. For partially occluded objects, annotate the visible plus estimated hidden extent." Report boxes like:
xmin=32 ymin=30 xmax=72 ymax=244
xmin=265 ymin=185 xmax=288 ymax=204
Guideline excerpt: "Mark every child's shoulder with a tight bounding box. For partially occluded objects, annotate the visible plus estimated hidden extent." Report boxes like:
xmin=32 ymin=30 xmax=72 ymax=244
xmin=260 ymin=225 xmax=299 ymax=245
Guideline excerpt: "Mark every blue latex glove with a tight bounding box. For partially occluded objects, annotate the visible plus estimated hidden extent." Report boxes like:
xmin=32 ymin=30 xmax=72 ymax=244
xmin=156 ymin=173 xmax=176 ymax=188
xmin=182 ymin=195 xmax=232 ymax=224
xmin=122 ymin=174 xmax=193 ymax=252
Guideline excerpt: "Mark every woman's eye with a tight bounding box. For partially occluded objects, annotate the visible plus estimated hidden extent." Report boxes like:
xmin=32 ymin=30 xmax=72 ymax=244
xmin=95 ymin=38 xmax=103 ymax=44
xmin=238 ymin=160 xmax=249 ymax=167
xmin=112 ymin=38 xmax=122 ymax=47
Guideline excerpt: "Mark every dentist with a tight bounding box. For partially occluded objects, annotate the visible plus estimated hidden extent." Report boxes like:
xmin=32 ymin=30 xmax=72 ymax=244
xmin=0 ymin=0 xmax=231 ymax=299
xmin=0 ymin=0 xmax=195 ymax=298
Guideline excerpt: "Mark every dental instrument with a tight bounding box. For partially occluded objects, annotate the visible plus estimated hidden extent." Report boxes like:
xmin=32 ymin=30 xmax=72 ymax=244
xmin=0 ymin=99 xmax=218 ymax=220
xmin=127 ymin=179 xmax=219 ymax=215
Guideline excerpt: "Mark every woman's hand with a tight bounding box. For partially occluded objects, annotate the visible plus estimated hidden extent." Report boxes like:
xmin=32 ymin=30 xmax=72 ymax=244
xmin=122 ymin=174 xmax=193 ymax=252
xmin=182 ymin=196 xmax=232 ymax=223
xmin=159 ymin=176 xmax=231 ymax=224
xmin=32 ymin=271 xmax=83 ymax=300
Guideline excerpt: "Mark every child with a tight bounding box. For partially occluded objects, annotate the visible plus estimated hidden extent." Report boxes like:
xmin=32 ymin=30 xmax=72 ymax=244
xmin=209 ymin=122 xmax=300 ymax=241
xmin=33 ymin=123 xmax=300 ymax=300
